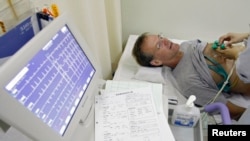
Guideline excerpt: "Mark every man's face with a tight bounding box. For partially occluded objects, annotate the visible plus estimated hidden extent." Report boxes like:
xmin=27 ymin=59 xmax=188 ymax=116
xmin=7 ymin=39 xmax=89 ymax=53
xmin=142 ymin=34 xmax=181 ymax=66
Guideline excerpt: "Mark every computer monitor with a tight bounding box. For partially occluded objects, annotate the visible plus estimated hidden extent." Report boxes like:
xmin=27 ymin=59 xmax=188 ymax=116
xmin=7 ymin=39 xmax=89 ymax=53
xmin=0 ymin=12 xmax=101 ymax=141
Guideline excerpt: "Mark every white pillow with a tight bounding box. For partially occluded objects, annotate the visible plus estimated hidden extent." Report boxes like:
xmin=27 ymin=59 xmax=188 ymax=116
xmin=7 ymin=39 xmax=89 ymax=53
xmin=133 ymin=66 xmax=166 ymax=84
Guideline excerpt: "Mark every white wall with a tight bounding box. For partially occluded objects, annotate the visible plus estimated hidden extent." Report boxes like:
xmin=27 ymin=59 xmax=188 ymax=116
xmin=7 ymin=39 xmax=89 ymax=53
xmin=121 ymin=0 xmax=250 ymax=43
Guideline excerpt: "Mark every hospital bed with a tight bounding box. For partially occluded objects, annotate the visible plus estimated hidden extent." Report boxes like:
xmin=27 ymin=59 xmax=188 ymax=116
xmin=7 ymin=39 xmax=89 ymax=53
xmin=113 ymin=35 xmax=204 ymax=141
xmin=113 ymin=34 xmax=250 ymax=141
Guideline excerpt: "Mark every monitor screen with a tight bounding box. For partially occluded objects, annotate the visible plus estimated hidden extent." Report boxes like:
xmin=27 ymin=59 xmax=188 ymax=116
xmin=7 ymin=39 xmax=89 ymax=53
xmin=0 ymin=12 xmax=100 ymax=141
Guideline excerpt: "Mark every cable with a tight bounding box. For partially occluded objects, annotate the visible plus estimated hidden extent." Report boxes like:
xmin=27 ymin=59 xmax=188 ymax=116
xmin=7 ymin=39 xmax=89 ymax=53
xmin=206 ymin=61 xmax=236 ymax=105
xmin=200 ymin=61 xmax=236 ymax=125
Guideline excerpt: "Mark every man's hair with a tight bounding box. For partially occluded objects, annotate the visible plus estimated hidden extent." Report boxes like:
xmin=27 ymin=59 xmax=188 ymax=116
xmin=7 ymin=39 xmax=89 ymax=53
xmin=132 ymin=32 xmax=156 ymax=67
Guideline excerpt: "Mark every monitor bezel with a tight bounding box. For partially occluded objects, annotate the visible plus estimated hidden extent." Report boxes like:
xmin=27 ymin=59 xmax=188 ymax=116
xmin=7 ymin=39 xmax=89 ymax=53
xmin=0 ymin=12 xmax=100 ymax=141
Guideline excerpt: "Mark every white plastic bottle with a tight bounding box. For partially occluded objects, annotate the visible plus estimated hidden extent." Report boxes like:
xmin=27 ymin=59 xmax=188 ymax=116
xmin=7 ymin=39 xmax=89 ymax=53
xmin=171 ymin=95 xmax=200 ymax=127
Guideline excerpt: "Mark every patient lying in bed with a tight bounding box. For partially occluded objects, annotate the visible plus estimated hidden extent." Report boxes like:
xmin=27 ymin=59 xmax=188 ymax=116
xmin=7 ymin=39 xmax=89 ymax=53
xmin=132 ymin=32 xmax=250 ymax=120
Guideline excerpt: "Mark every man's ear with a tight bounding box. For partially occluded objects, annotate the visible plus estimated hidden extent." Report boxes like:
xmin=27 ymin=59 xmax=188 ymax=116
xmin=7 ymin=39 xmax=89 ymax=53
xmin=150 ymin=59 xmax=162 ymax=66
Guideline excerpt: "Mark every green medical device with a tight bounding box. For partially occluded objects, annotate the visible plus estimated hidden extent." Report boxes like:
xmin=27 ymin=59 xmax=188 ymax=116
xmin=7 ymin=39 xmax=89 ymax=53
xmin=212 ymin=40 xmax=225 ymax=50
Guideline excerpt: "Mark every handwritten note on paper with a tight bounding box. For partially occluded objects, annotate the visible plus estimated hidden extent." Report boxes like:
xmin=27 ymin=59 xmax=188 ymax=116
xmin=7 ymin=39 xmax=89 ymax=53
xmin=95 ymin=86 xmax=166 ymax=141
xmin=104 ymin=80 xmax=163 ymax=114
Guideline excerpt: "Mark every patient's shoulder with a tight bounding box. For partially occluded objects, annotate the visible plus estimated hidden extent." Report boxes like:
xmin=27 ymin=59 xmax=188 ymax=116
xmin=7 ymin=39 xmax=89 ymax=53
xmin=181 ymin=39 xmax=204 ymax=45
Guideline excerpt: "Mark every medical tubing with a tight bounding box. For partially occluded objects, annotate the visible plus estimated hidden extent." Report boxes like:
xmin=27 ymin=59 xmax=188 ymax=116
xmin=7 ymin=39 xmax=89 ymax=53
xmin=204 ymin=102 xmax=231 ymax=125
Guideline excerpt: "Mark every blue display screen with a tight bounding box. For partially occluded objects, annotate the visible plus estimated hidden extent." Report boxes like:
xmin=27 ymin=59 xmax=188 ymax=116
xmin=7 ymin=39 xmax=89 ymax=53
xmin=5 ymin=25 xmax=96 ymax=135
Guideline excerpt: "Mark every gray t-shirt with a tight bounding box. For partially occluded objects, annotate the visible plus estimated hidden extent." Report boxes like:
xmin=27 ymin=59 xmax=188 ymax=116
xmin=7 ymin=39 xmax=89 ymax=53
xmin=236 ymin=37 xmax=250 ymax=83
xmin=172 ymin=39 xmax=228 ymax=106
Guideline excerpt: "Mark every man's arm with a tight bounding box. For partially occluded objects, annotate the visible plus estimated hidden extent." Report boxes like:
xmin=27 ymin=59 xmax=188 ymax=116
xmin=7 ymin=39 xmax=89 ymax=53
xmin=226 ymin=101 xmax=246 ymax=121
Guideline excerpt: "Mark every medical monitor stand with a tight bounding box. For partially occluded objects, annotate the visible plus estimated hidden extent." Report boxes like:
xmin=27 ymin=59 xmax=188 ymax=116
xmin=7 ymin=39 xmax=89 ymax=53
xmin=0 ymin=12 xmax=101 ymax=141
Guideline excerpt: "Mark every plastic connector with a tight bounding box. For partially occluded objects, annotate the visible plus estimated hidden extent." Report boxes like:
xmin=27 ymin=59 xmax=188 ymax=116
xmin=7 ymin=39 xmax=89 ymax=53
xmin=51 ymin=4 xmax=59 ymax=18
xmin=204 ymin=102 xmax=231 ymax=125
xmin=212 ymin=40 xmax=225 ymax=50
xmin=220 ymin=43 xmax=225 ymax=49
xmin=212 ymin=43 xmax=218 ymax=49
